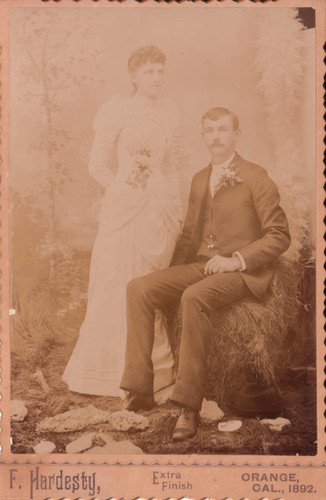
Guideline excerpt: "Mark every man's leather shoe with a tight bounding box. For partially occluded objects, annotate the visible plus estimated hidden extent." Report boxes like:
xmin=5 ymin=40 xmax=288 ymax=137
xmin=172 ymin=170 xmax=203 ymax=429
xmin=172 ymin=407 xmax=200 ymax=441
xmin=125 ymin=392 xmax=155 ymax=412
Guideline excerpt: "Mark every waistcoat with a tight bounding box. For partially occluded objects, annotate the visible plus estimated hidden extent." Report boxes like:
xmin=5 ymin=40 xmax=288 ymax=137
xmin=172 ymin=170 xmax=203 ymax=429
xmin=196 ymin=189 xmax=223 ymax=260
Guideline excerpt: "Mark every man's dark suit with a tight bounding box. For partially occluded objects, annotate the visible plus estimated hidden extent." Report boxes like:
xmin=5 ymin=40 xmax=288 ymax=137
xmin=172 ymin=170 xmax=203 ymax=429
xmin=120 ymin=152 xmax=291 ymax=411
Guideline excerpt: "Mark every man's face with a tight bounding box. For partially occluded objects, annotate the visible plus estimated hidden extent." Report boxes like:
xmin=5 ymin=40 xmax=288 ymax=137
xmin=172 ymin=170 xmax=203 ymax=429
xmin=202 ymin=115 xmax=240 ymax=158
xmin=131 ymin=61 xmax=165 ymax=98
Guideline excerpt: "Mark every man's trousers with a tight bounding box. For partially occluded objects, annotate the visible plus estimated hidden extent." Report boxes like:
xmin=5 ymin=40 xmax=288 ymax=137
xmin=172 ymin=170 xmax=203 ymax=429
xmin=120 ymin=261 xmax=252 ymax=411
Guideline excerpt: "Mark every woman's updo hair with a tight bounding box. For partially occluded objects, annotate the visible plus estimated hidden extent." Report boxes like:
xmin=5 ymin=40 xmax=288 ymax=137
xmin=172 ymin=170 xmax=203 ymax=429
xmin=128 ymin=45 xmax=166 ymax=73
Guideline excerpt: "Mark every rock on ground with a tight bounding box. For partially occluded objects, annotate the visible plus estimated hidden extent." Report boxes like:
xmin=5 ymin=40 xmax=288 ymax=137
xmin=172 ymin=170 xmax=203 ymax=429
xmin=85 ymin=440 xmax=143 ymax=454
xmin=66 ymin=432 xmax=97 ymax=454
xmin=37 ymin=405 xmax=111 ymax=433
xmin=261 ymin=417 xmax=291 ymax=431
xmin=33 ymin=441 xmax=56 ymax=454
xmin=109 ymin=410 xmax=149 ymax=432
xmin=218 ymin=420 xmax=242 ymax=432
xmin=31 ymin=370 xmax=50 ymax=393
xmin=200 ymin=399 xmax=224 ymax=421
xmin=66 ymin=432 xmax=114 ymax=454
xmin=11 ymin=400 xmax=28 ymax=422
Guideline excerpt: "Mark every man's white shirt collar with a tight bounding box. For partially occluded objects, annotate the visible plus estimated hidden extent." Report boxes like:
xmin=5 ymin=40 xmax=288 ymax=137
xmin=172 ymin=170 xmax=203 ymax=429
xmin=211 ymin=152 xmax=235 ymax=172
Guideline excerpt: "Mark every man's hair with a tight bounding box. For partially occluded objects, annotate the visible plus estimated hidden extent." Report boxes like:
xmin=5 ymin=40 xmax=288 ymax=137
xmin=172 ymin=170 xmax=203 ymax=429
xmin=202 ymin=107 xmax=240 ymax=130
xmin=128 ymin=46 xmax=166 ymax=73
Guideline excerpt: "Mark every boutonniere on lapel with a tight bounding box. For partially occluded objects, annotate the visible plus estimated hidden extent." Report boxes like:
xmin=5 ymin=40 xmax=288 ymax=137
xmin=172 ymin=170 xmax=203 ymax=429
xmin=214 ymin=164 xmax=243 ymax=195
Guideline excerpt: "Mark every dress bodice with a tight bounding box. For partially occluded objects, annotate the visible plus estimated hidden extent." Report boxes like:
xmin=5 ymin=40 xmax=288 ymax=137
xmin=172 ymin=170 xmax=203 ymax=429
xmin=116 ymin=97 xmax=173 ymax=189
xmin=88 ymin=94 xmax=184 ymax=232
xmin=118 ymin=97 xmax=169 ymax=161
xmin=90 ymin=95 xmax=180 ymax=191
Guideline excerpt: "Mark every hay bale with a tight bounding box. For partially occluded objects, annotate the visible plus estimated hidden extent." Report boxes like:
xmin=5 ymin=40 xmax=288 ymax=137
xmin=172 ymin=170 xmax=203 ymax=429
xmin=168 ymin=258 xmax=303 ymax=403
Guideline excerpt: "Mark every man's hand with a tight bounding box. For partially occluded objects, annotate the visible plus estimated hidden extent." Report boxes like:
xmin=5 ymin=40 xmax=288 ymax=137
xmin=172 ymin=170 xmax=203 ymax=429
xmin=204 ymin=255 xmax=242 ymax=275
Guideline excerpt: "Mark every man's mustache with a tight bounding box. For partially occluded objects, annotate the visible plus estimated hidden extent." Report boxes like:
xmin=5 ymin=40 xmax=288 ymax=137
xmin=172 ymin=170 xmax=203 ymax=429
xmin=212 ymin=141 xmax=223 ymax=146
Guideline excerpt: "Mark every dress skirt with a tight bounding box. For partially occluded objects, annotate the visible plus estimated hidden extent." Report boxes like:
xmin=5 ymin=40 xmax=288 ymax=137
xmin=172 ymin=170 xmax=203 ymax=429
xmin=62 ymin=186 xmax=179 ymax=397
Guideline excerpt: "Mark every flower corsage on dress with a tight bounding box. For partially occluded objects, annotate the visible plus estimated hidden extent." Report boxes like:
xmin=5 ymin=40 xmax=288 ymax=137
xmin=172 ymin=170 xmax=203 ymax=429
xmin=126 ymin=148 xmax=153 ymax=191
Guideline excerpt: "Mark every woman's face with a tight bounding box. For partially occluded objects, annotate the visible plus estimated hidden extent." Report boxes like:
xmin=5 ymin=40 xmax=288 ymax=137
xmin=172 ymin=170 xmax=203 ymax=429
xmin=131 ymin=61 xmax=165 ymax=98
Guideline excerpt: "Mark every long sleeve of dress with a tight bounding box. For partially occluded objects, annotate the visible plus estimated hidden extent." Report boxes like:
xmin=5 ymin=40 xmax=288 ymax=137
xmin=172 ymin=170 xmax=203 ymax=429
xmin=161 ymin=106 xmax=185 ymax=222
xmin=88 ymin=96 xmax=124 ymax=189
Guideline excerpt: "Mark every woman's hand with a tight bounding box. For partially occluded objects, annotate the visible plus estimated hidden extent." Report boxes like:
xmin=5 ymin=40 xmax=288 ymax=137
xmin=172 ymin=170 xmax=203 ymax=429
xmin=204 ymin=255 xmax=242 ymax=275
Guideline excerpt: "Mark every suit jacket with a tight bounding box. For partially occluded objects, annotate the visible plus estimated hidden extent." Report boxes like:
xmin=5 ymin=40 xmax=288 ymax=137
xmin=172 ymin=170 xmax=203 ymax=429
xmin=171 ymin=152 xmax=291 ymax=299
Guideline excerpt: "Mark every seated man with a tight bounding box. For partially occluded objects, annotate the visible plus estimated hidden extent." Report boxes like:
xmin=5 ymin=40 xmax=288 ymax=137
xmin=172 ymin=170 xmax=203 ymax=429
xmin=120 ymin=106 xmax=291 ymax=441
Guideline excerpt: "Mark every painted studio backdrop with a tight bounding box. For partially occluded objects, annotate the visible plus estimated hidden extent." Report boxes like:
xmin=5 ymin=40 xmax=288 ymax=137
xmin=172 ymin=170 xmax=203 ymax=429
xmin=9 ymin=7 xmax=316 ymax=455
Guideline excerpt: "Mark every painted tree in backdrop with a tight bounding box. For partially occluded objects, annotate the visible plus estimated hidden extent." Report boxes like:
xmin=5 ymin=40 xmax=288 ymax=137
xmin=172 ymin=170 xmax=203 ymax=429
xmin=16 ymin=9 xmax=105 ymax=283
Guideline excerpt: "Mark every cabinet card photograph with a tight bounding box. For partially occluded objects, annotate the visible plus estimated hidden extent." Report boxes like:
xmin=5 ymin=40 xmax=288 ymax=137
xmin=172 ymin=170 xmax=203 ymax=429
xmin=0 ymin=1 xmax=325 ymax=499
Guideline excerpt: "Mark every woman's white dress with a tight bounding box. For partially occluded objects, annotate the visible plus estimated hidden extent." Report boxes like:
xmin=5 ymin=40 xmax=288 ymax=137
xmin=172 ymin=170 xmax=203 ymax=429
xmin=62 ymin=95 xmax=183 ymax=397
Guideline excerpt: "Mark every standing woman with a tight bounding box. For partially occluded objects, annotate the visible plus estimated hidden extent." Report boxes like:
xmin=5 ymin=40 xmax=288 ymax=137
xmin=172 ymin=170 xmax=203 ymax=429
xmin=62 ymin=46 xmax=183 ymax=397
